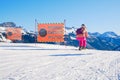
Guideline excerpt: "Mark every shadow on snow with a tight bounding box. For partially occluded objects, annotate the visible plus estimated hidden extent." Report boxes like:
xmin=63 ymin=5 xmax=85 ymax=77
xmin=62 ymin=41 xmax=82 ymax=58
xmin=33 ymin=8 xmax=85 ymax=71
xmin=49 ymin=53 xmax=92 ymax=57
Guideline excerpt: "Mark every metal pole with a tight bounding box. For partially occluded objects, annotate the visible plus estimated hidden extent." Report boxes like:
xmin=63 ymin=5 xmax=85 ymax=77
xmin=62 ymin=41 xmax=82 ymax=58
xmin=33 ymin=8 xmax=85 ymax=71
xmin=35 ymin=19 xmax=37 ymax=46
xmin=64 ymin=19 xmax=66 ymax=46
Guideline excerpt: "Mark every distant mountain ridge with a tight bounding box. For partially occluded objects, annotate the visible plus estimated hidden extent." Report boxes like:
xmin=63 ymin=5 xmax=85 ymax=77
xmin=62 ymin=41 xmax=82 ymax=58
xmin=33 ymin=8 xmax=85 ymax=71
xmin=0 ymin=22 xmax=22 ymax=28
xmin=100 ymin=31 xmax=118 ymax=38
xmin=0 ymin=22 xmax=16 ymax=27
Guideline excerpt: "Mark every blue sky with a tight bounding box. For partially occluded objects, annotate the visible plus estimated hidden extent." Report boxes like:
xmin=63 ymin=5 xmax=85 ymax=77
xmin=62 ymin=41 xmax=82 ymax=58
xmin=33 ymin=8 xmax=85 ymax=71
xmin=0 ymin=0 xmax=120 ymax=34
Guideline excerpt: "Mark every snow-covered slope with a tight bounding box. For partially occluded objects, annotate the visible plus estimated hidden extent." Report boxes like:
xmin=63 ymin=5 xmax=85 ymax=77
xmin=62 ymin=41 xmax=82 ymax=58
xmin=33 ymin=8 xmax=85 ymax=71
xmin=0 ymin=27 xmax=6 ymax=33
xmin=0 ymin=43 xmax=120 ymax=80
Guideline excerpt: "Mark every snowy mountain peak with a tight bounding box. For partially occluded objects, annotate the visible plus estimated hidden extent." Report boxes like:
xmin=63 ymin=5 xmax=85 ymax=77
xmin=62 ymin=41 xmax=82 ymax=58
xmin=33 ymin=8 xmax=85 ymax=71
xmin=101 ymin=31 xmax=118 ymax=38
xmin=65 ymin=27 xmax=77 ymax=35
xmin=88 ymin=32 xmax=101 ymax=37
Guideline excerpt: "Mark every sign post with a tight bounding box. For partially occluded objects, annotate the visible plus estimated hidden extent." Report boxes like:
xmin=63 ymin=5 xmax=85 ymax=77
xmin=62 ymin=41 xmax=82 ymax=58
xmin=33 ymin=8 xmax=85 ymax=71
xmin=6 ymin=27 xmax=22 ymax=41
xmin=37 ymin=23 xmax=64 ymax=42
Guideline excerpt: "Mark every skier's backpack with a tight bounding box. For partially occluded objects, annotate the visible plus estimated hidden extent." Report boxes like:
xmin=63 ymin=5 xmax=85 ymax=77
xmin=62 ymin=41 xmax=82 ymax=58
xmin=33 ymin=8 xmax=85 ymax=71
xmin=76 ymin=27 xmax=84 ymax=35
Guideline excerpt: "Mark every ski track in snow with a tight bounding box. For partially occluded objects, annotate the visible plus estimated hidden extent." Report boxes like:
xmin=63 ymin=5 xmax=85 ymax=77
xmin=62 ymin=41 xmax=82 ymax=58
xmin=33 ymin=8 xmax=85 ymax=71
xmin=0 ymin=43 xmax=120 ymax=80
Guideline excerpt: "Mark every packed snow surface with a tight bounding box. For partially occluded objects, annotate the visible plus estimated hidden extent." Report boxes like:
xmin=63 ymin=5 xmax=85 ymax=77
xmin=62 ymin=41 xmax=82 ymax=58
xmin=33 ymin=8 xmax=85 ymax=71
xmin=0 ymin=43 xmax=120 ymax=80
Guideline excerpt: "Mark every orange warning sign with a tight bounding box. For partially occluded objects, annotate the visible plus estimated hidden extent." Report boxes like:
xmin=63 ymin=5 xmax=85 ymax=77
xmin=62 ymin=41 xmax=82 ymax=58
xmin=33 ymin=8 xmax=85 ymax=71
xmin=37 ymin=23 xmax=64 ymax=42
xmin=6 ymin=27 xmax=22 ymax=41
